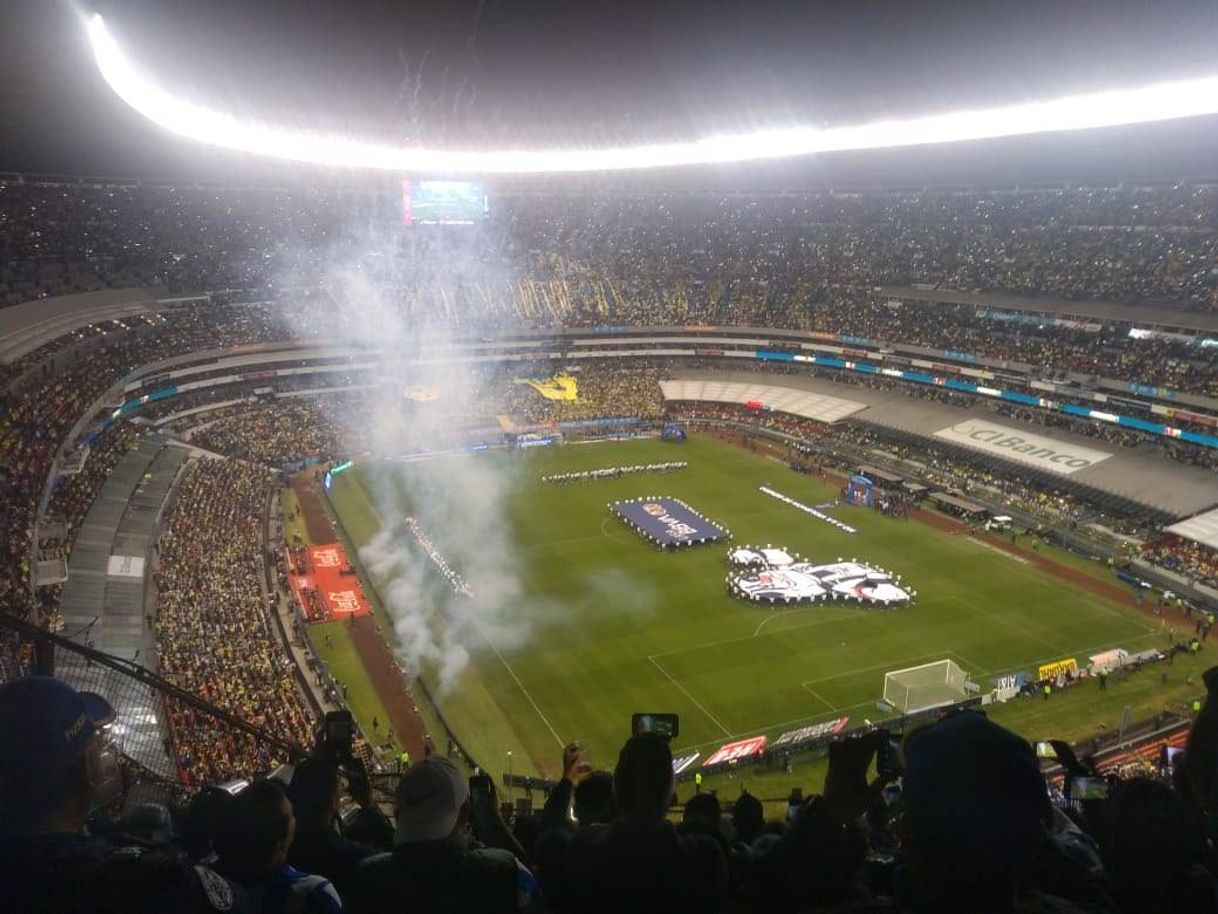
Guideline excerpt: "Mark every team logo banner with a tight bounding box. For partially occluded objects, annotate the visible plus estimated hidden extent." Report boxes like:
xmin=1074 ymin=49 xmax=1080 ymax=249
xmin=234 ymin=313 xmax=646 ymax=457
xmin=611 ymin=497 xmax=730 ymax=549
xmin=726 ymin=545 xmax=913 ymax=606
xmin=704 ymin=736 xmax=768 ymax=767
xmin=772 ymin=716 xmax=852 ymax=748
xmin=515 ymin=373 xmax=579 ymax=401
xmin=285 ymin=542 xmax=372 ymax=622
xmin=934 ymin=420 xmax=1112 ymax=476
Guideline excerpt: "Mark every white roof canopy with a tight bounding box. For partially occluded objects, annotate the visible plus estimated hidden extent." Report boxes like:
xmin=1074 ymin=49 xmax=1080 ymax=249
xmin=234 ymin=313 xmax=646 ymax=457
xmin=659 ymin=380 xmax=866 ymax=424
xmin=1166 ymin=506 xmax=1218 ymax=551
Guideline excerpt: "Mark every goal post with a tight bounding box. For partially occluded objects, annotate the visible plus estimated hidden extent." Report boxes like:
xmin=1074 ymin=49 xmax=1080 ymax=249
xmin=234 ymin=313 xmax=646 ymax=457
xmin=883 ymin=659 xmax=968 ymax=714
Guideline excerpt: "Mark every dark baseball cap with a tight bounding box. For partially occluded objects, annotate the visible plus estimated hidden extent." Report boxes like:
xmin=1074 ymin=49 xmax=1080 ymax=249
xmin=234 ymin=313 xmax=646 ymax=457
xmin=0 ymin=676 xmax=115 ymax=778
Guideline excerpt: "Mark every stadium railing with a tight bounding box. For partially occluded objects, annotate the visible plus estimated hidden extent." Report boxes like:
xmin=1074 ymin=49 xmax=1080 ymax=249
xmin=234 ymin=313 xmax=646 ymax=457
xmin=0 ymin=611 xmax=305 ymax=800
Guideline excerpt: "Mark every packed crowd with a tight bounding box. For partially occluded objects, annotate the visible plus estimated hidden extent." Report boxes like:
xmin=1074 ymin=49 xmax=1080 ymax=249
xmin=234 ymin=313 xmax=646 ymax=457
xmin=0 ymin=302 xmax=295 ymax=630
xmin=671 ymin=402 xmax=836 ymax=441
xmin=4 ymin=180 xmax=1217 ymax=310
xmin=43 ymin=424 xmax=145 ymax=551
xmin=154 ymin=459 xmax=314 ymax=786
xmin=1144 ymin=536 xmax=1218 ymax=590
xmin=6 ymin=179 xmax=1218 ymax=392
xmin=492 ymin=365 xmax=666 ymax=424
xmin=1 ymin=181 xmax=1217 ymax=681
xmin=183 ymin=398 xmax=352 ymax=468
xmin=8 ymin=669 xmax=1218 ymax=912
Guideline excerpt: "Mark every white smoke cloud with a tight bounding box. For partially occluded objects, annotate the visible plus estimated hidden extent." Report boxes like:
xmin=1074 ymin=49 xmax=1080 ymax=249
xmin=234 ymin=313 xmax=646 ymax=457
xmin=274 ymin=193 xmax=536 ymax=693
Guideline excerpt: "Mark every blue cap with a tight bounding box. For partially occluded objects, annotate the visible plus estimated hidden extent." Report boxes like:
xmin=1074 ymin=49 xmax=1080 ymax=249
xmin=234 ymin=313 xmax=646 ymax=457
xmin=0 ymin=676 xmax=115 ymax=777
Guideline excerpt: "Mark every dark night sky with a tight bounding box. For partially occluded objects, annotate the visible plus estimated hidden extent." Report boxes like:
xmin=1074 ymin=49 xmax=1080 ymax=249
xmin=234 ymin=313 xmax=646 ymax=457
xmin=3 ymin=0 xmax=1218 ymax=185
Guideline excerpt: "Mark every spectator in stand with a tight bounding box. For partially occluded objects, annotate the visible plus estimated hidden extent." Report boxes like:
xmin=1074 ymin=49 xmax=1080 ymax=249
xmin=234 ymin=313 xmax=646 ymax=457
xmin=532 ymin=743 xmax=615 ymax=908
xmin=897 ymin=711 xmax=1102 ymax=912
xmin=1096 ymin=777 xmax=1217 ymax=913
xmin=565 ymin=734 xmax=727 ymax=913
xmin=354 ymin=756 xmax=538 ymax=912
xmin=214 ymin=778 xmax=343 ymax=913
xmin=155 ymin=459 xmax=314 ymax=785
xmin=287 ymin=759 xmax=388 ymax=902
xmin=0 ymin=676 xmax=245 ymax=914
xmin=1144 ymin=536 xmax=1218 ymax=590
xmin=187 ymin=399 xmax=354 ymax=468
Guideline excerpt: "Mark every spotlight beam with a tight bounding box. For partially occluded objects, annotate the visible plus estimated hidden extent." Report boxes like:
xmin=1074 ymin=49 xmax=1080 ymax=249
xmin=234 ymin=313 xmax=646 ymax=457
xmin=87 ymin=14 xmax=1218 ymax=175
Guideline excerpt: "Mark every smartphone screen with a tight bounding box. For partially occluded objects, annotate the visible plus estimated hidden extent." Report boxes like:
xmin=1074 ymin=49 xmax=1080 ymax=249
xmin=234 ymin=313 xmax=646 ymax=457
xmin=632 ymin=713 xmax=679 ymax=740
xmin=1069 ymin=776 xmax=1109 ymax=800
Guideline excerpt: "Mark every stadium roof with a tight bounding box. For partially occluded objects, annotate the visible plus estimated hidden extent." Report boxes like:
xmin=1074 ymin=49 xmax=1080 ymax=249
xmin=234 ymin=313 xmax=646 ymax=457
xmin=1166 ymin=508 xmax=1218 ymax=551
xmin=659 ymin=379 xmax=866 ymax=424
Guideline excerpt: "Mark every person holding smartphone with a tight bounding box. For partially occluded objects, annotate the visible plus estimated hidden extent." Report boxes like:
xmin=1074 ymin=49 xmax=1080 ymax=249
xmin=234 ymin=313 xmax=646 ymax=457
xmin=566 ymin=734 xmax=727 ymax=913
xmin=353 ymin=756 xmax=539 ymax=912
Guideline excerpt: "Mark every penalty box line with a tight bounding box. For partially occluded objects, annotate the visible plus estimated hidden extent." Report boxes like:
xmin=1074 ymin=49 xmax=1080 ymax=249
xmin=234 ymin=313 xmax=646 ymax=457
xmin=483 ymin=635 xmax=567 ymax=750
xmin=647 ymin=654 xmax=732 ymax=738
xmin=799 ymin=650 xmax=981 ymax=704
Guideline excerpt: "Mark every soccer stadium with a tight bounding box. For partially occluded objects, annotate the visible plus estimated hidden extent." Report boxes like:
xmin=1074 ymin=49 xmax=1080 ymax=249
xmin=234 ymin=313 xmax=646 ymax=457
xmin=4 ymin=1 xmax=1218 ymax=911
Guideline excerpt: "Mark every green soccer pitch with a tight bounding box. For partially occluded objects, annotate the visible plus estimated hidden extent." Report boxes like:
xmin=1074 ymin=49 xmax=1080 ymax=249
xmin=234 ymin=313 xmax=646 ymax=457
xmin=324 ymin=435 xmax=1175 ymax=779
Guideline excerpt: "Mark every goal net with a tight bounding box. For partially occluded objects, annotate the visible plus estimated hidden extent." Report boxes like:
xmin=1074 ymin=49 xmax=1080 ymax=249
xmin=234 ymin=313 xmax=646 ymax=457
xmin=883 ymin=659 xmax=968 ymax=714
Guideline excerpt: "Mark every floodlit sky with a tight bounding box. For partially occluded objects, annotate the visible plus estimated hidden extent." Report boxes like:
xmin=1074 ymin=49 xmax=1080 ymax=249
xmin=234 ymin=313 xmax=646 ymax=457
xmin=4 ymin=0 xmax=1218 ymax=183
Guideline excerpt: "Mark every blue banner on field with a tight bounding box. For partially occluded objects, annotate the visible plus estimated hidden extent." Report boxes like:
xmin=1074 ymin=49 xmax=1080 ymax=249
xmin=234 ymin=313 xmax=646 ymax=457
xmin=611 ymin=497 xmax=729 ymax=549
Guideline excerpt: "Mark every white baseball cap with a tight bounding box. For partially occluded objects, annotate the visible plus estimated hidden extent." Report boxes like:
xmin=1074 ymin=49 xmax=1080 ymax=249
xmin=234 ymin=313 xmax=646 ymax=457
xmin=394 ymin=756 xmax=469 ymax=843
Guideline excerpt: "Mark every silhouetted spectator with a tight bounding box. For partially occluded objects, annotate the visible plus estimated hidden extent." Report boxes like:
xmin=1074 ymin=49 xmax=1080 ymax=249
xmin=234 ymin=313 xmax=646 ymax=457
xmin=1098 ymin=776 xmax=1218 ymax=913
xmin=566 ymin=734 xmax=727 ymax=912
xmin=900 ymin=711 xmax=1072 ymax=912
xmin=214 ymin=779 xmax=342 ymax=913
xmin=288 ymin=759 xmax=383 ymax=901
xmin=0 ymin=676 xmax=245 ymax=914
xmin=354 ymin=756 xmax=536 ymax=912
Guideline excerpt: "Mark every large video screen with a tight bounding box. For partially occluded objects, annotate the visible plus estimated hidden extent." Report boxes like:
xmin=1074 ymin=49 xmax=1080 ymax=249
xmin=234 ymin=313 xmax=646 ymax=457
xmin=402 ymin=180 xmax=489 ymax=225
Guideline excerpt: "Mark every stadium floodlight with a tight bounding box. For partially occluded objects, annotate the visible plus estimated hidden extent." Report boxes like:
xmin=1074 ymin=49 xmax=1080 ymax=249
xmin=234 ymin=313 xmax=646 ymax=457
xmin=87 ymin=13 xmax=1218 ymax=175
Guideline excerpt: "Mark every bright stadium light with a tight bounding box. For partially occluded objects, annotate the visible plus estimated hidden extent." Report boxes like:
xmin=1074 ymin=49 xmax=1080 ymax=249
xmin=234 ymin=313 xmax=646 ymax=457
xmin=87 ymin=13 xmax=1218 ymax=175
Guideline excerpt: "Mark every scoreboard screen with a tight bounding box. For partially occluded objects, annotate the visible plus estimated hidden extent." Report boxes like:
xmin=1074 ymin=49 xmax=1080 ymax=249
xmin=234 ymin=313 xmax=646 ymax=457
xmin=402 ymin=180 xmax=489 ymax=225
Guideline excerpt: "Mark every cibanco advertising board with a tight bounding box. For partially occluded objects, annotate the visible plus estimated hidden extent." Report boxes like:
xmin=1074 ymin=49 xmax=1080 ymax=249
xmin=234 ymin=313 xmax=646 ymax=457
xmin=933 ymin=420 xmax=1112 ymax=476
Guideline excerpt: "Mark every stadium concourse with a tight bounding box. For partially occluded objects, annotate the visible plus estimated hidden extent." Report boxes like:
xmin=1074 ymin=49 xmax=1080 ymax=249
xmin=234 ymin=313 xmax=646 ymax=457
xmin=4 ymin=180 xmax=1218 ymax=911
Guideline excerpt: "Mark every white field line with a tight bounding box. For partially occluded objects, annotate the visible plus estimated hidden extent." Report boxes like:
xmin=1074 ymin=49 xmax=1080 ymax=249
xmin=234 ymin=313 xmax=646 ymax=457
xmin=946 ymin=595 xmax=1067 ymax=657
xmin=651 ymin=612 xmax=850 ymax=660
xmin=758 ymin=485 xmax=858 ymax=534
xmin=799 ymin=651 xmax=977 ymax=691
xmin=752 ymin=608 xmax=806 ymax=637
xmin=964 ymin=536 xmax=1031 ymax=565
xmin=648 ymin=655 xmax=732 ymax=737
xmin=485 ymin=637 xmax=566 ymax=749
xmin=339 ymin=476 xmax=566 ymax=749
xmin=801 ymin=684 xmax=838 ymax=712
